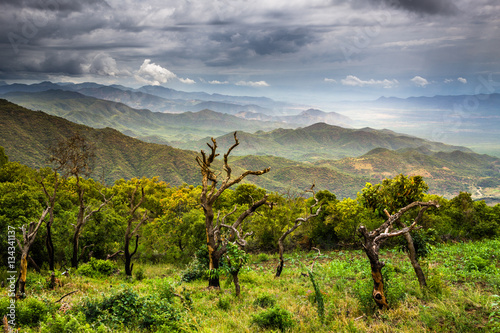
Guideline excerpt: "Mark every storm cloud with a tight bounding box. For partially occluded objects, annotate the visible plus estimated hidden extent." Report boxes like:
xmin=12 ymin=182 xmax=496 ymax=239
xmin=0 ymin=0 xmax=498 ymax=101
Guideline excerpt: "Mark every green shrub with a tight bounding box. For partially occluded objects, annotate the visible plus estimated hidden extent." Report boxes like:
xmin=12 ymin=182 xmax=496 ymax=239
xmin=465 ymin=255 xmax=493 ymax=272
xmin=79 ymin=287 xmax=140 ymax=326
xmin=251 ymin=306 xmax=294 ymax=332
xmin=39 ymin=312 xmax=105 ymax=333
xmin=253 ymin=294 xmax=277 ymax=308
xmin=76 ymin=258 xmax=117 ymax=278
xmin=256 ymin=253 xmax=270 ymax=263
xmin=17 ymin=297 xmax=52 ymax=326
xmin=78 ymin=286 xmax=184 ymax=331
xmin=181 ymin=245 xmax=209 ymax=282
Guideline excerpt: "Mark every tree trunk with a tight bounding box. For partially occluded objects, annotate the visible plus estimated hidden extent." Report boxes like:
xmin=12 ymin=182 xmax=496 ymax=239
xmin=232 ymin=270 xmax=241 ymax=296
xmin=71 ymin=227 xmax=81 ymax=268
xmin=276 ymin=238 xmax=285 ymax=277
xmin=18 ymin=253 xmax=28 ymax=295
xmin=402 ymin=230 xmax=427 ymax=288
xmin=208 ymin=254 xmax=220 ymax=288
xmin=46 ymin=222 xmax=55 ymax=271
xmin=389 ymin=212 xmax=427 ymax=289
xmin=369 ymin=261 xmax=389 ymax=309
xmin=125 ymin=235 xmax=139 ymax=276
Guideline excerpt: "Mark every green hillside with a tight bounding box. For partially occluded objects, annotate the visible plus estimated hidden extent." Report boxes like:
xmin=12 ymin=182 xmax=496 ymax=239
xmin=0 ymin=99 xmax=201 ymax=185
xmin=3 ymin=90 xmax=293 ymax=143
xmin=175 ymin=122 xmax=472 ymax=161
xmin=2 ymin=99 xmax=499 ymax=200
xmin=0 ymin=99 xmax=365 ymax=196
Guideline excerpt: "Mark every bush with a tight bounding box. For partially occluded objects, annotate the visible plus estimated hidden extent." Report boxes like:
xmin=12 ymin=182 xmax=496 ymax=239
xmin=17 ymin=297 xmax=53 ymax=326
xmin=256 ymin=253 xmax=270 ymax=263
xmin=39 ymin=312 xmax=105 ymax=333
xmin=253 ymin=294 xmax=277 ymax=308
xmin=76 ymin=258 xmax=117 ymax=278
xmin=78 ymin=286 xmax=184 ymax=331
xmin=181 ymin=245 xmax=209 ymax=282
xmin=251 ymin=306 xmax=294 ymax=332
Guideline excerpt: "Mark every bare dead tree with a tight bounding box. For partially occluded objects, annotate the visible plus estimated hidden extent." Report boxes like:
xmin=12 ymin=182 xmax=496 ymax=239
xmin=276 ymin=186 xmax=322 ymax=278
xmin=16 ymin=207 xmax=50 ymax=296
xmin=383 ymin=209 xmax=428 ymax=289
xmin=358 ymin=201 xmax=438 ymax=309
xmin=123 ymin=185 xmax=149 ymax=276
xmin=196 ymin=132 xmax=270 ymax=288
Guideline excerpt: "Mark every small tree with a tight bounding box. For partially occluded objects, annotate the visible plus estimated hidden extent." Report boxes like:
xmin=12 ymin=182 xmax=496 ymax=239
xmin=358 ymin=201 xmax=438 ymax=309
xmin=50 ymin=133 xmax=111 ymax=268
xmin=196 ymin=132 xmax=270 ymax=288
xmin=16 ymin=207 xmax=49 ymax=296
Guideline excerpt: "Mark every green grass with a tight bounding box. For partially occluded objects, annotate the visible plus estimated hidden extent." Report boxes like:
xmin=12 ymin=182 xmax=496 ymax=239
xmin=2 ymin=239 xmax=500 ymax=332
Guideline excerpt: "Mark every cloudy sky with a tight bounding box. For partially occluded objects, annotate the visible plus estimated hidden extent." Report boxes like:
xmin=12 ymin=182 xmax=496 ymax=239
xmin=1 ymin=0 xmax=499 ymax=104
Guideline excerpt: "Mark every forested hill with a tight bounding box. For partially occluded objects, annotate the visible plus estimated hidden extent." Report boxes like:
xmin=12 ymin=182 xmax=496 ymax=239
xmin=174 ymin=122 xmax=473 ymax=161
xmin=0 ymin=99 xmax=367 ymax=196
xmin=2 ymin=99 xmax=500 ymax=200
xmin=2 ymin=90 xmax=294 ymax=143
xmin=0 ymin=99 xmax=201 ymax=185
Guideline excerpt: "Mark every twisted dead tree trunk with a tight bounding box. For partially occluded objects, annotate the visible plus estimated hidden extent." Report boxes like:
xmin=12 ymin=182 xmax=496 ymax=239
xmin=16 ymin=207 xmax=50 ymax=296
xmin=384 ymin=209 xmax=427 ymax=289
xmin=358 ymin=201 xmax=438 ymax=309
xmin=196 ymin=132 xmax=270 ymax=288
xmin=276 ymin=186 xmax=322 ymax=278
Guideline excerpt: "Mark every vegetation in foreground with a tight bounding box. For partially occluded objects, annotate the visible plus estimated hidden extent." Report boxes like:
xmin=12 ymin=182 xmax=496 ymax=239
xmin=1 ymin=239 xmax=500 ymax=332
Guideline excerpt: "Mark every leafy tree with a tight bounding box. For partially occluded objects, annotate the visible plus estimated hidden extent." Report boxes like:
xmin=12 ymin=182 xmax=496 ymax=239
xmin=50 ymin=134 xmax=111 ymax=268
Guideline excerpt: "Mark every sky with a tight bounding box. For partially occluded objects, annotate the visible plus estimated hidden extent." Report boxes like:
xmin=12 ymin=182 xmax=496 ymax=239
xmin=1 ymin=0 xmax=499 ymax=105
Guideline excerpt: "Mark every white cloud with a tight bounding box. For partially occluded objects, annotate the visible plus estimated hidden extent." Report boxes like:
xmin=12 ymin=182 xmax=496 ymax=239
xmin=340 ymin=75 xmax=398 ymax=88
xmin=457 ymin=77 xmax=467 ymax=84
xmin=444 ymin=78 xmax=454 ymax=83
xmin=324 ymin=78 xmax=337 ymax=83
xmin=209 ymin=80 xmax=229 ymax=84
xmin=134 ymin=59 xmax=177 ymax=85
xmin=235 ymin=80 xmax=270 ymax=87
xmin=411 ymin=76 xmax=429 ymax=87
xmin=134 ymin=59 xmax=194 ymax=85
xmin=179 ymin=77 xmax=196 ymax=84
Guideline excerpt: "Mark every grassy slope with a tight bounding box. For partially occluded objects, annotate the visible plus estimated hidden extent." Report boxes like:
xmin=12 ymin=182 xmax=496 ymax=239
xmin=5 ymin=239 xmax=500 ymax=332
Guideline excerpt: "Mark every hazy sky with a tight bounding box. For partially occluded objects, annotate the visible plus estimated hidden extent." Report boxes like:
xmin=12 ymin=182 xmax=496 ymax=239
xmin=1 ymin=0 xmax=499 ymax=104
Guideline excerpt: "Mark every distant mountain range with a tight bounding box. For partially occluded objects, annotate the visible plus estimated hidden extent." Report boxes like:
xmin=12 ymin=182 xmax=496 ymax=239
xmin=2 ymin=98 xmax=499 ymax=201
xmin=174 ymin=122 xmax=471 ymax=161
xmin=2 ymin=90 xmax=295 ymax=143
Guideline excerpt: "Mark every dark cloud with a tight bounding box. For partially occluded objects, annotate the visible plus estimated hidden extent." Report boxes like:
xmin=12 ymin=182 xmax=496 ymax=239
xmin=378 ymin=0 xmax=460 ymax=15
xmin=1 ymin=0 xmax=110 ymax=12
